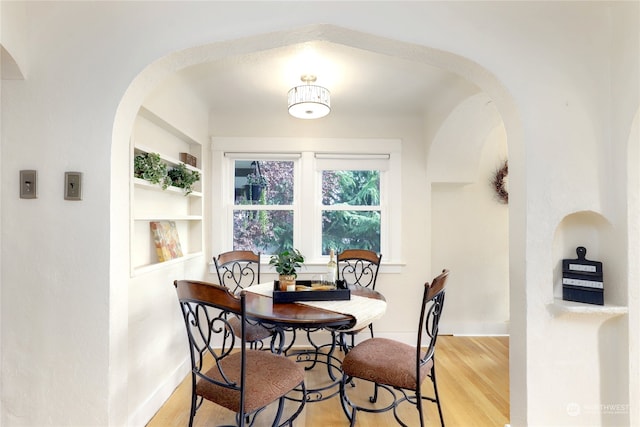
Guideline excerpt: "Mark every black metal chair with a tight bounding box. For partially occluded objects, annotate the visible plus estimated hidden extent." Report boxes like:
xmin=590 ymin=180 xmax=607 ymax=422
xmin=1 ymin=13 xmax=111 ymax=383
xmin=214 ymin=250 xmax=261 ymax=293
xmin=214 ymin=250 xmax=273 ymax=349
xmin=335 ymin=249 xmax=382 ymax=352
xmin=173 ymin=280 xmax=306 ymax=427
xmin=340 ymin=269 xmax=449 ymax=427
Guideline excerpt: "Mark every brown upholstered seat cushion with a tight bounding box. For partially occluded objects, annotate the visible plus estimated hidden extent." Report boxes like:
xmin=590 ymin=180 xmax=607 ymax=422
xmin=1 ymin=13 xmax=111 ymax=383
xmin=196 ymin=349 xmax=304 ymax=413
xmin=341 ymin=338 xmax=433 ymax=391
xmin=229 ymin=316 xmax=272 ymax=342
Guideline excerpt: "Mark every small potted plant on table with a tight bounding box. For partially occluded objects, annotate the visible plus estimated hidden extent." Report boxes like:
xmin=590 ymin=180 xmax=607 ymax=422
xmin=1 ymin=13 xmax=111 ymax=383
xmin=269 ymin=249 xmax=305 ymax=291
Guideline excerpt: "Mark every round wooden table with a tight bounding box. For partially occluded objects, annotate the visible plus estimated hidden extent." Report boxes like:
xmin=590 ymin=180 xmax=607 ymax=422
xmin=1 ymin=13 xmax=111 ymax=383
xmin=242 ymin=284 xmax=386 ymax=402
xmin=244 ymin=285 xmax=383 ymax=328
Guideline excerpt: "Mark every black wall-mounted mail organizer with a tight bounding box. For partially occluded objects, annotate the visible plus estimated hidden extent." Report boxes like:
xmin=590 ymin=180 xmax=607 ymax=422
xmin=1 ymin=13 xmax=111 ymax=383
xmin=562 ymin=246 xmax=603 ymax=305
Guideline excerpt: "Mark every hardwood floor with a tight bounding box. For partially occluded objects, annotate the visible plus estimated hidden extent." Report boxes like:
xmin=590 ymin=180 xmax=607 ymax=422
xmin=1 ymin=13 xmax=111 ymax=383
xmin=146 ymin=336 xmax=509 ymax=427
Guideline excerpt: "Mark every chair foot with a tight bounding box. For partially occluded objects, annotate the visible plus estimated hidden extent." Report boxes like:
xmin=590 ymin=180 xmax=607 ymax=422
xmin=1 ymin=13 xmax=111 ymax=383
xmin=369 ymin=383 xmax=380 ymax=403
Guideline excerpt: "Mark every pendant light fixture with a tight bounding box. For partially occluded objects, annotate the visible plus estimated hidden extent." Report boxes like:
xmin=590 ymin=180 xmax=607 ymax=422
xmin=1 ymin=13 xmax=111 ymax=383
xmin=287 ymin=75 xmax=331 ymax=119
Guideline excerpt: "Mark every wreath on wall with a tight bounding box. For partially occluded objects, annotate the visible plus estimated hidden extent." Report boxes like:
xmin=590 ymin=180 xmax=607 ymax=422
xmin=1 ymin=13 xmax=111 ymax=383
xmin=492 ymin=160 xmax=509 ymax=204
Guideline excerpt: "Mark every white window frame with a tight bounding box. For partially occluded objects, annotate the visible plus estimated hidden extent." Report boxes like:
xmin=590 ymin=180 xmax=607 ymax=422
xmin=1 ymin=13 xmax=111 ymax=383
xmin=210 ymin=137 xmax=402 ymax=268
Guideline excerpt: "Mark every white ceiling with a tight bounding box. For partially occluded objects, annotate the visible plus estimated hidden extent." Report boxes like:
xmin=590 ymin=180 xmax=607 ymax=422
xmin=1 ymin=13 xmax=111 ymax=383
xmin=174 ymin=40 xmax=481 ymax=119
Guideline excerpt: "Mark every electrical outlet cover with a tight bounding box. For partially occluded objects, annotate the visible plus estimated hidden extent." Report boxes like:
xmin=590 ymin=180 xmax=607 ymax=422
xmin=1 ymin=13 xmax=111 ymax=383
xmin=65 ymin=171 xmax=82 ymax=200
xmin=20 ymin=170 xmax=37 ymax=199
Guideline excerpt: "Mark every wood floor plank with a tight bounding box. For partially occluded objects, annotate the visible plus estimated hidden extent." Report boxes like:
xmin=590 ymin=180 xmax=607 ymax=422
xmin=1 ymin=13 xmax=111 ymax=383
xmin=146 ymin=336 xmax=509 ymax=426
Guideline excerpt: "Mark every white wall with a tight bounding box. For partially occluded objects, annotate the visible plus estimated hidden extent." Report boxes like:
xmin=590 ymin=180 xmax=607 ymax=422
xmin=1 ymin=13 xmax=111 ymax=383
xmin=1 ymin=2 xmax=637 ymax=427
xmin=428 ymin=93 xmax=509 ymax=335
xmin=431 ymin=132 xmax=509 ymax=334
xmin=127 ymin=80 xmax=209 ymax=425
xmin=627 ymin=111 xmax=640 ymax=425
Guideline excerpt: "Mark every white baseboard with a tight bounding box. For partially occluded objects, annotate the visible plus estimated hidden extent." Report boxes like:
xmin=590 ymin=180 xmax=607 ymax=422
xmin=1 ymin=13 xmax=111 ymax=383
xmin=373 ymin=330 xmax=508 ymax=346
xmin=439 ymin=320 xmax=509 ymax=336
xmin=128 ymin=356 xmax=190 ymax=427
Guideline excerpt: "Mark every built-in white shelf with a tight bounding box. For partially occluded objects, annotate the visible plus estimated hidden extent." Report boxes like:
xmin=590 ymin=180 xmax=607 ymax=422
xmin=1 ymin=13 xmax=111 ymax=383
xmin=132 ymin=252 xmax=205 ymax=277
xmin=130 ymin=105 xmax=204 ymax=276
xmin=133 ymin=145 xmax=202 ymax=173
xmin=547 ymin=298 xmax=628 ymax=318
xmin=134 ymin=215 xmax=202 ymax=221
xmin=133 ymin=177 xmax=203 ymax=197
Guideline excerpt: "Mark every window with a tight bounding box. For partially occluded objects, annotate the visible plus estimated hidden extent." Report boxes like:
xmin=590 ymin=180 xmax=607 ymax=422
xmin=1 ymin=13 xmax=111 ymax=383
xmin=212 ymin=138 xmax=401 ymax=265
xmin=321 ymin=169 xmax=381 ymax=254
xmin=232 ymin=159 xmax=295 ymax=254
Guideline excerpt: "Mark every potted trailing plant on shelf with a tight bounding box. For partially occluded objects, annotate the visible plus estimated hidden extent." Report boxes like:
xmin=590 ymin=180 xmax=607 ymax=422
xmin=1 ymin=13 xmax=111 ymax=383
xmin=269 ymin=249 xmax=305 ymax=291
xmin=244 ymin=172 xmax=267 ymax=203
xmin=134 ymin=152 xmax=170 ymax=189
xmin=168 ymin=163 xmax=201 ymax=195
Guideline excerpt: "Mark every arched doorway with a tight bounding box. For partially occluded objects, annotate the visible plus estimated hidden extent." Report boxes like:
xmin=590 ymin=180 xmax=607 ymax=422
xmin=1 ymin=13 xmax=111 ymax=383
xmin=111 ymin=24 xmax=524 ymax=424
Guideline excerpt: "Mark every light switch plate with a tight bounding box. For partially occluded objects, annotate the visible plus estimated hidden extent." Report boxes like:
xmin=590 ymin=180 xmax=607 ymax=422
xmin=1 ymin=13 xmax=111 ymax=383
xmin=20 ymin=170 xmax=37 ymax=199
xmin=64 ymin=171 xmax=82 ymax=200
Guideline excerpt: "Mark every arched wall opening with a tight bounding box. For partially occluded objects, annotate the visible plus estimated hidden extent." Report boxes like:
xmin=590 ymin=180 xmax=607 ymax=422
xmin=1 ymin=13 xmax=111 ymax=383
xmin=428 ymin=93 xmax=509 ymax=335
xmin=110 ymin=24 xmax=525 ymax=424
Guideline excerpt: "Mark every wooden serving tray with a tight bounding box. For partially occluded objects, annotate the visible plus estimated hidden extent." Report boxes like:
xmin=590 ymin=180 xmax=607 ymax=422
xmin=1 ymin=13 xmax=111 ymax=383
xmin=273 ymin=280 xmax=351 ymax=303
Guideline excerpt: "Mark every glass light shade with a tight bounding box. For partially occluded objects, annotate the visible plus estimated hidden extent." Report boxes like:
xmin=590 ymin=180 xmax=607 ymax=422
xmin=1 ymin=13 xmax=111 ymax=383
xmin=287 ymin=84 xmax=331 ymax=119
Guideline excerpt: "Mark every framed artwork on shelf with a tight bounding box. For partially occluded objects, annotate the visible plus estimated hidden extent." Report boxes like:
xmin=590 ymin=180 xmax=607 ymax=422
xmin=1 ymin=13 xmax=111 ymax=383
xmin=150 ymin=221 xmax=183 ymax=262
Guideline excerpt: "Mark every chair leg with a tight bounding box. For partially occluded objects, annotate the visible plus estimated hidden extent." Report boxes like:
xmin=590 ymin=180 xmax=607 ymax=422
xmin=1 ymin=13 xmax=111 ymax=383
xmin=188 ymin=380 xmax=197 ymax=427
xmin=188 ymin=400 xmax=195 ymax=427
xmin=325 ymin=332 xmax=342 ymax=381
xmin=270 ymin=396 xmax=285 ymax=427
xmin=340 ymin=375 xmax=357 ymax=424
xmin=349 ymin=407 xmax=357 ymax=427
xmin=431 ymin=364 xmax=445 ymax=427
xmin=415 ymin=387 xmax=425 ymax=427
xmin=337 ymin=331 xmax=349 ymax=354
xmin=370 ymin=382 xmax=380 ymax=403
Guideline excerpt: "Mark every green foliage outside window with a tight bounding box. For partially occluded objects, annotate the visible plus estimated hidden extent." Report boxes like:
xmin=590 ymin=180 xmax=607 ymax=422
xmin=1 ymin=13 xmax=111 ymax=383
xmin=234 ymin=161 xmax=294 ymax=254
xmin=322 ymin=170 xmax=380 ymax=255
xmin=232 ymin=161 xmax=381 ymax=256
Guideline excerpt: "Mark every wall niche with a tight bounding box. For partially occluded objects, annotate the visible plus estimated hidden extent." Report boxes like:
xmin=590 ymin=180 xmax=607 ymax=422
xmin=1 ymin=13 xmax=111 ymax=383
xmin=549 ymin=210 xmax=627 ymax=316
